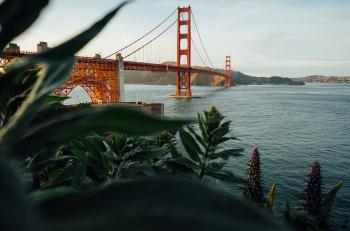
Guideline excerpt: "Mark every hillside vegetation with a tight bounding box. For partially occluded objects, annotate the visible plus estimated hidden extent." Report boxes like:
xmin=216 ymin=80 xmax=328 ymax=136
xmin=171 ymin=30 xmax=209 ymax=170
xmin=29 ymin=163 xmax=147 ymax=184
xmin=125 ymin=67 xmax=304 ymax=86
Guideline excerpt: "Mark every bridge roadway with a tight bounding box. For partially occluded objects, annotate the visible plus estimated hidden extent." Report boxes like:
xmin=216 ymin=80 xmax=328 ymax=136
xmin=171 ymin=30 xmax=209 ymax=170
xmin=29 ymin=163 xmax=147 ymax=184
xmin=2 ymin=51 xmax=226 ymax=78
xmin=1 ymin=51 xmax=227 ymax=103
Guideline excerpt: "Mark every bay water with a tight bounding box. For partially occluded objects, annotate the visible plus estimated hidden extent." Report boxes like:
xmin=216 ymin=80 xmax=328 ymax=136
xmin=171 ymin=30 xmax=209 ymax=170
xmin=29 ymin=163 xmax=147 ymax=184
xmin=67 ymin=83 xmax=350 ymax=228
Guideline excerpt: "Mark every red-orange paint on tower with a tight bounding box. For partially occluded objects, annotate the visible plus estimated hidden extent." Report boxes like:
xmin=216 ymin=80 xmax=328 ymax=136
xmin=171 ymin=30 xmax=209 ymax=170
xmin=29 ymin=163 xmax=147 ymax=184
xmin=225 ymin=56 xmax=231 ymax=87
xmin=176 ymin=6 xmax=192 ymax=96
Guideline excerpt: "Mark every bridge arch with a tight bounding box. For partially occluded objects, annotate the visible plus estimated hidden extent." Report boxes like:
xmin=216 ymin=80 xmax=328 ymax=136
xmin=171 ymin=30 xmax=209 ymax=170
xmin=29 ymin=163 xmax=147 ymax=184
xmin=55 ymin=56 xmax=123 ymax=104
xmin=55 ymin=77 xmax=113 ymax=104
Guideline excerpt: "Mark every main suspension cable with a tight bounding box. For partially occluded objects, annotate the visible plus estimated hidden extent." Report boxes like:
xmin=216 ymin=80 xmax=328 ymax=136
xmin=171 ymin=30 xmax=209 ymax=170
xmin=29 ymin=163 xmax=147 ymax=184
xmin=124 ymin=19 xmax=177 ymax=59
xmin=191 ymin=38 xmax=208 ymax=67
xmin=104 ymin=8 xmax=177 ymax=59
xmin=191 ymin=10 xmax=215 ymax=68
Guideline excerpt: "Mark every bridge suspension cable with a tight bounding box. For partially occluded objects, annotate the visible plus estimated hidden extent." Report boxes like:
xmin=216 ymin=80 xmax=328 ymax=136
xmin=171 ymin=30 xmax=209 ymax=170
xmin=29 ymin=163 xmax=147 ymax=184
xmin=124 ymin=19 xmax=177 ymax=59
xmin=191 ymin=38 xmax=208 ymax=67
xmin=179 ymin=11 xmax=211 ymax=68
xmin=191 ymin=10 xmax=215 ymax=68
xmin=104 ymin=8 xmax=177 ymax=59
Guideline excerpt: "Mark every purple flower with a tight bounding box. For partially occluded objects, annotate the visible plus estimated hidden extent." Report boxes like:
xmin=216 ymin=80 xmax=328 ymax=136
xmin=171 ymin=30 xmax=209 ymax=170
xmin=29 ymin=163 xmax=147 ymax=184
xmin=302 ymin=161 xmax=322 ymax=220
xmin=244 ymin=147 xmax=264 ymax=203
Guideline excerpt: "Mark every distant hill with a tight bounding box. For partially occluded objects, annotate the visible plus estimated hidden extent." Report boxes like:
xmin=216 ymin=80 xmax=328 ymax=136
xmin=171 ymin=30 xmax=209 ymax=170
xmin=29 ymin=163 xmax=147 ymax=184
xmin=233 ymin=72 xmax=304 ymax=86
xmin=296 ymin=75 xmax=350 ymax=83
xmin=125 ymin=63 xmax=304 ymax=86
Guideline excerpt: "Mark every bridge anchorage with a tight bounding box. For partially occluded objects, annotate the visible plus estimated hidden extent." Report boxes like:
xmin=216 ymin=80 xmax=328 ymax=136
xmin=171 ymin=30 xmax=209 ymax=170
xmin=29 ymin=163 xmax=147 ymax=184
xmin=0 ymin=6 xmax=233 ymax=103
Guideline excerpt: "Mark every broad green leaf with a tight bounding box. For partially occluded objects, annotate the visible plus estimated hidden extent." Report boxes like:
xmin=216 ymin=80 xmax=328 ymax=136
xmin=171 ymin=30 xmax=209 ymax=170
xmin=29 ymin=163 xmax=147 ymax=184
xmin=42 ymin=165 xmax=76 ymax=189
xmin=210 ymin=148 xmax=244 ymax=160
xmin=29 ymin=1 xmax=129 ymax=64
xmin=71 ymin=151 xmax=88 ymax=191
xmin=320 ymin=181 xmax=343 ymax=229
xmin=0 ymin=1 xmax=128 ymax=143
xmin=211 ymin=137 xmax=238 ymax=147
xmin=198 ymin=113 xmax=208 ymax=141
xmin=0 ymin=66 xmax=40 ymax=128
xmin=118 ymin=164 xmax=156 ymax=178
xmin=284 ymin=210 xmax=317 ymax=230
xmin=187 ymin=125 xmax=204 ymax=146
xmin=169 ymin=142 xmax=181 ymax=158
xmin=206 ymin=169 xmax=246 ymax=184
xmin=179 ymin=129 xmax=202 ymax=163
xmin=0 ymin=147 xmax=40 ymax=230
xmin=164 ymin=160 xmax=198 ymax=176
xmin=11 ymin=106 xmax=190 ymax=156
xmin=28 ymin=187 xmax=77 ymax=205
xmin=0 ymin=58 xmax=75 ymax=144
xmin=34 ymin=177 xmax=284 ymax=231
xmin=207 ymin=161 xmax=226 ymax=171
xmin=27 ymin=148 xmax=67 ymax=172
xmin=0 ymin=0 xmax=49 ymax=51
xmin=123 ymin=146 xmax=169 ymax=162
xmin=40 ymin=95 xmax=69 ymax=109
xmin=165 ymin=157 xmax=201 ymax=172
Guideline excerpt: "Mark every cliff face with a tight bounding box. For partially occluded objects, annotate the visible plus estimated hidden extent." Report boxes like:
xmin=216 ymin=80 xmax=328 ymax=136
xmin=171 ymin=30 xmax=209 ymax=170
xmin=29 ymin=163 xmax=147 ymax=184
xmin=124 ymin=67 xmax=304 ymax=86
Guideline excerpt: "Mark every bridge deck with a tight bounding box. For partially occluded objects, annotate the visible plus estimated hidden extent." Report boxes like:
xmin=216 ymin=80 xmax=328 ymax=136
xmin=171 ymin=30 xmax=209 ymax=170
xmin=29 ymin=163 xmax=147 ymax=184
xmin=1 ymin=51 xmax=226 ymax=77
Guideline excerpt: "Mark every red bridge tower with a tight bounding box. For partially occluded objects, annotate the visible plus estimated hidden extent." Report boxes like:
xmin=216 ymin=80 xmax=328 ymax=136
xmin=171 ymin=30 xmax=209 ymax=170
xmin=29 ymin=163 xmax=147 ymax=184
xmin=176 ymin=6 xmax=192 ymax=96
xmin=225 ymin=56 xmax=231 ymax=87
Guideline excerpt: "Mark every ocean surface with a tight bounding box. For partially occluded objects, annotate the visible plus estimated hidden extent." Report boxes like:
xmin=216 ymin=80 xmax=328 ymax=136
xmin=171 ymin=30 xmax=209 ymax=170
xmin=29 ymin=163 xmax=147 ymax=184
xmin=67 ymin=83 xmax=350 ymax=229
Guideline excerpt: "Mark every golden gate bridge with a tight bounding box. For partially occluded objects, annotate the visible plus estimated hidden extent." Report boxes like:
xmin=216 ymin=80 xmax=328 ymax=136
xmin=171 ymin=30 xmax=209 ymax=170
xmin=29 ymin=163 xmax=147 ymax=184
xmin=0 ymin=6 xmax=232 ymax=104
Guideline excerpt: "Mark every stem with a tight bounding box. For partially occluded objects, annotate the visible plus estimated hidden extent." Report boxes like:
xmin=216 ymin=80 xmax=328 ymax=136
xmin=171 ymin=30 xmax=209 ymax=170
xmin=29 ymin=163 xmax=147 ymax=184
xmin=199 ymin=143 xmax=211 ymax=180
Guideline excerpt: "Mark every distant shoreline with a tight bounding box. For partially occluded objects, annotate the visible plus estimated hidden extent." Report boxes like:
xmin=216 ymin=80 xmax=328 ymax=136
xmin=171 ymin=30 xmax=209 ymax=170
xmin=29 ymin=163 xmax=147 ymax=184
xmin=295 ymin=75 xmax=350 ymax=83
xmin=125 ymin=70 xmax=305 ymax=86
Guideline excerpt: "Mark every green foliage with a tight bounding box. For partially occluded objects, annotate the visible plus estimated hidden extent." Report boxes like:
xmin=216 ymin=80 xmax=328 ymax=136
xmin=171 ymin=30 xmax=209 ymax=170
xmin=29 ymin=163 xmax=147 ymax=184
xmin=172 ymin=106 xmax=244 ymax=183
xmin=28 ymin=133 xmax=175 ymax=190
xmin=0 ymin=150 xmax=40 ymax=230
xmin=267 ymin=183 xmax=277 ymax=209
xmin=284 ymin=162 xmax=343 ymax=230
xmin=284 ymin=202 xmax=318 ymax=231
xmin=0 ymin=0 xmax=343 ymax=230
xmin=29 ymin=177 xmax=283 ymax=231
xmin=320 ymin=181 xmax=344 ymax=229
xmin=0 ymin=0 xmax=49 ymax=50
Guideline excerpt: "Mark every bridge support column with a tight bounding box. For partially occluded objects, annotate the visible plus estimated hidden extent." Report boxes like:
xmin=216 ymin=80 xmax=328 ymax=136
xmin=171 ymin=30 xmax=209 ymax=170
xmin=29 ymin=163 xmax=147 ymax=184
xmin=176 ymin=6 xmax=192 ymax=97
xmin=176 ymin=71 xmax=191 ymax=96
xmin=116 ymin=53 xmax=125 ymax=102
xmin=224 ymin=56 xmax=231 ymax=87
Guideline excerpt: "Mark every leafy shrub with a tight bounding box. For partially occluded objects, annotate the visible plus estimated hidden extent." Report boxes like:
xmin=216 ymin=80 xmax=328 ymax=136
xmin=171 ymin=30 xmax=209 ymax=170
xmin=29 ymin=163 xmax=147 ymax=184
xmin=164 ymin=106 xmax=244 ymax=183
xmin=284 ymin=162 xmax=343 ymax=230
xmin=0 ymin=0 xmax=284 ymax=230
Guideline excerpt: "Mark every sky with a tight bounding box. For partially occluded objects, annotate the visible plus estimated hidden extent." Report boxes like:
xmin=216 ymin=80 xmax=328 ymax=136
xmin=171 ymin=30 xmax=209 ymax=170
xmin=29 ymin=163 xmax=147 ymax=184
xmin=11 ymin=0 xmax=350 ymax=77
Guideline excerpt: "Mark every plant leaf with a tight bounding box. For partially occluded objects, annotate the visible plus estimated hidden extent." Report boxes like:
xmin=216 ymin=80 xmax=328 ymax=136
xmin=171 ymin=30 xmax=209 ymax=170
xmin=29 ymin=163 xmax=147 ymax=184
xmin=28 ymin=187 xmax=77 ymax=205
xmin=34 ymin=177 xmax=284 ymax=231
xmin=11 ymin=106 xmax=190 ymax=156
xmin=71 ymin=151 xmax=88 ymax=191
xmin=0 ymin=59 xmax=75 ymax=143
xmin=320 ymin=181 xmax=343 ymax=229
xmin=187 ymin=125 xmax=204 ymax=146
xmin=267 ymin=183 xmax=277 ymax=209
xmin=0 ymin=0 xmax=49 ymax=51
xmin=166 ymin=157 xmax=201 ymax=172
xmin=0 ymin=1 xmax=129 ymax=143
xmin=206 ymin=169 xmax=246 ymax=184
xmin=210 ymin=148 xmax=244 ymax=160
xmin=179 ymin=129 xmax=202 ymax=163
xmin=0 ymin=146 xmax=39 ymax=230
